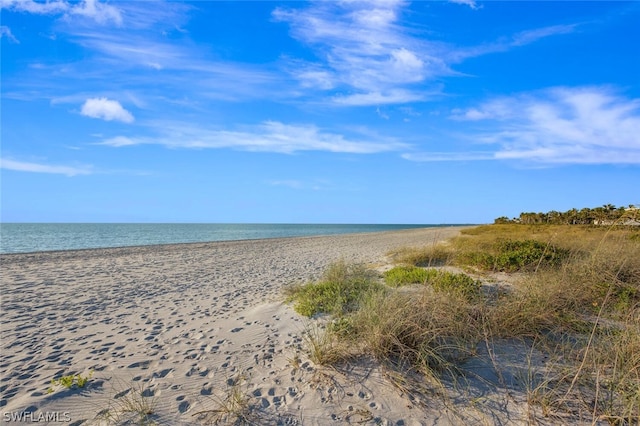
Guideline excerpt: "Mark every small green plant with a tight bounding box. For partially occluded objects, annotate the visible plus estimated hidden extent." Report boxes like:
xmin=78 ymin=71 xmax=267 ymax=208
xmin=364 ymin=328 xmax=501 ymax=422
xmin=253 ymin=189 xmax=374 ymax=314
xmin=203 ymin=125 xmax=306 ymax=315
xmin=427 ymin=270 xmax=481 ymax=299
xmin=193 ymin=374 xmax=252 ymax=425
xmin=285 ymin=261 xmax=381 ymax=317
xmin=48 ymin=371 xmax=93 ymax=393
xmin=303 ymin=323 xmax=348 ymax=366
xmin=495 ymin=239 xmax=568 ymax=271
xmin=383 ymin=265 xmax=429 ymax=286
xmin=76 ymin=373 xmax=91 ymax=388
xmin=327 ymin=316 xmax=354 ymax=337
xmin=96 ymin=380 xmax=157 ymax=425
xmin=462 ymin=239 xmax=569 ymax=272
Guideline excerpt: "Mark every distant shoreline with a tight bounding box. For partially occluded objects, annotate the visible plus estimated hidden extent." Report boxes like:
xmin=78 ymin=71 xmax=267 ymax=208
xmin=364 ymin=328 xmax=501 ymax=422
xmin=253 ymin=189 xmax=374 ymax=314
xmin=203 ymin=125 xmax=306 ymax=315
xmin=0 ymin=223 xmax=477 ymax=255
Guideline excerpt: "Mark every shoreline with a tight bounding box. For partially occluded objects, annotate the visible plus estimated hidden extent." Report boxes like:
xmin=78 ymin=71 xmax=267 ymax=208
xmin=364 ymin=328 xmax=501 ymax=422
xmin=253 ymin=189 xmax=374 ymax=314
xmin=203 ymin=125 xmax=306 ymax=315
xmin=0 ymin=225 xmax=471 ymax=259
xmin=0 ymin=223 xmax=479 ymax=257
xmin=1 ymin=226 xmax=469 ymax=425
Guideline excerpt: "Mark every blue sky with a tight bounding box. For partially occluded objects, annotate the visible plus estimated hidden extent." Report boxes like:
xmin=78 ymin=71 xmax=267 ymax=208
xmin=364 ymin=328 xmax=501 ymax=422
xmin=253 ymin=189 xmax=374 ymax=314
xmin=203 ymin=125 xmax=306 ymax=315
xmin=1 ymin=0 xmax=639 ymax=223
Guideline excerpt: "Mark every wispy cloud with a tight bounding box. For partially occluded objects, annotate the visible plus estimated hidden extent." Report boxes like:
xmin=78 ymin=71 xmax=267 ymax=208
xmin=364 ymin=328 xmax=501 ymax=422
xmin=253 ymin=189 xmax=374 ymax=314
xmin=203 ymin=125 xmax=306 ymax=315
xmin=409 ymin=86 xmax=640 ymax=165
xmin=57 ymin=20 xmax=280 ymax=102
xmin=80 ymin=98 xmax=134 ymax=123
xmin=0 ymin=25 xmax=19 ymax=43
xmin=449 ymin=0 xmax=481 ymax=10
xmin=274 ymin=2 xmax=578 ymax=107
xmin=402 ymin=152 xmax=495 ymax=162
xmin=98 ymin=121 xmax=409 ymax=154
xmin=1 ymin=158 xmax=93 ymax=176
xmin=332 ymin=89 xmax=429 ymax=106
xmin=1 ymin=0 xmax=122 ymax=25
xmin=450 ymin=24 xmax=578 ymax=62
xmin=0 ymin=0 xmax=68 ymax=15
xmin=273 ymin=1 xmax=451 ymax=105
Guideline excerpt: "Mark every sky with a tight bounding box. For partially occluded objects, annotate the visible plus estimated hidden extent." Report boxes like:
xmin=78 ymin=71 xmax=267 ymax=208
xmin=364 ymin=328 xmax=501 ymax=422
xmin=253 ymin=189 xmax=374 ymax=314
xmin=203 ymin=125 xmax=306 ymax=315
xmin=1 ymin=0 xmax=639 ymax=224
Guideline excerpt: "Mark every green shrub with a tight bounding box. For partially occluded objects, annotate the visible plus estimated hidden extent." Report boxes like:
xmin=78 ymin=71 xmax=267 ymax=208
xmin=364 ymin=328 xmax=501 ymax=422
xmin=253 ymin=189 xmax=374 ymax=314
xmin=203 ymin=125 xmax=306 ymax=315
xmin=427 ymin=271 xmax=481 ymax=299
xmin=495 ymin=240 xmax=567 ymax=271
xmin=48 ymin=371 xmax=93 ymax=393
xmin=383 ymin=266 xmax=480 ymax=298
xmin=383 ymin=265 xmax=429 ymax=286
xmin=462 ymin=239 xmax=568 ymax=272
xmin=286 ymin=261 xmax=382 ymax=317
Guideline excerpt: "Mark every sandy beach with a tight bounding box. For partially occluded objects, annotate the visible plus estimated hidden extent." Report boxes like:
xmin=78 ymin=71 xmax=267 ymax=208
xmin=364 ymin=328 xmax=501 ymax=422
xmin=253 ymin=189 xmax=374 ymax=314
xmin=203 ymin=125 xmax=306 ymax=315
xmin=1 ymin=227 xmax=474 ymax=425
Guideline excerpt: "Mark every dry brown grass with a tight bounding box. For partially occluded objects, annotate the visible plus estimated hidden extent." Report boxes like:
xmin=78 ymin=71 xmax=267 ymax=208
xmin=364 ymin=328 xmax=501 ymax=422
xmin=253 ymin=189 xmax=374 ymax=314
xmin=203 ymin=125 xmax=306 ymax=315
xmin=288 ymin=224 xmax=640 ymax=423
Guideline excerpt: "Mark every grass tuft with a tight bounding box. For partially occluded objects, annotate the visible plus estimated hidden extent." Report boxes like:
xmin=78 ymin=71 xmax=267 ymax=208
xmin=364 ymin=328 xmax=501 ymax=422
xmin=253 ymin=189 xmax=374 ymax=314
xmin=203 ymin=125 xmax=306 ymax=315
xmin=193 ymin=373 xmax=253 ymax=425
xmin=285 ymin=260 xmax=382 ymax=317
xmin=96 ymin=379 xmax=157 ymax=425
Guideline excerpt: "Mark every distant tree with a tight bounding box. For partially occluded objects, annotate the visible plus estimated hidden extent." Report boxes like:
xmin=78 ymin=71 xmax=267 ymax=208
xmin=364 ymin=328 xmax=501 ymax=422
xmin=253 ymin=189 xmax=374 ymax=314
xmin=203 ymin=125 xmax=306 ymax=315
xmin=494 ymin=203 xmax=636 ymax=226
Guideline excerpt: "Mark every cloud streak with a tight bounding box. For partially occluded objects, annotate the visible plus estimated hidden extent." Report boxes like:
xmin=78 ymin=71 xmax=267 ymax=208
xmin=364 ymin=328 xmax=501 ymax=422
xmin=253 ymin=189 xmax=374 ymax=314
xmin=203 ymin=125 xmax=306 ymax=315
xmin=98 ymin=121 xmax=409 ymax=154
xmin=449 ymin=24 xmax=578 ymax=62
xmin=449 ymin=0 xmax=481 ymax=10
xmin=0 ymin=25 xmax=19 ymax=43
xmin=1 ymin=158 xmax=93 ymax=176
xmin=1 ymin=0 xmax=122 ymax=25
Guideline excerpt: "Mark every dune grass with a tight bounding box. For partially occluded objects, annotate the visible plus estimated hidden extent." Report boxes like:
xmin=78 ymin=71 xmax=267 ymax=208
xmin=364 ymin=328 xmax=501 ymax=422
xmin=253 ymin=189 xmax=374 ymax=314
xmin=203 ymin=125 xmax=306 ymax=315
xmin=383 ymin=265 xmax=481 ymax=298
xmin=284 ymin=260 xmax=383 ymax=318
xmin=286 ymin=224 xmax=640 ymax=423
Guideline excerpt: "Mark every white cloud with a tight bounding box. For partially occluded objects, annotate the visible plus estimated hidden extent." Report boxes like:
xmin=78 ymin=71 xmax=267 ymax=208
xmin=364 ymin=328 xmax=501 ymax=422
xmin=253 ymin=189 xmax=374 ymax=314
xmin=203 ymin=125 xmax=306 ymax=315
xmin=81 ymin=98 xmax=134 ymax=123
xmin=68 ymin=0 xmax=122 ymax=26
xmin=333 ymin=89 xmax=427 ymax=106
xmin=1 ymin=0 xmax=122 ymax=25
xmin=450 ymin=24 xmax=578 ymax=62
xmin=98 ymin=121 xmax=409 ymax=154
xmin=413 ymin=86 xmax=640 ymax=165
xmin=0 ymin=0 xmax=68 ymax=15
xmin=100 ymin=136 xmax=137 ymax=147
xmin=273 ymin=1 xmax=451 ymax=105
xmin=274 ymin=2 xmax=576 ymax=107
xmin=0 ymin=158 xmax=92 ymax=176
xmin=64 ymin=29 xmax=279 ymax=101
xmin=449 ymin=0 xmax=481 ymax=10
xmin=511 ymin=25 xmax=577 ymax=47
xmin=0 ymin=25 xmax=19 ymax=43
xmin=402 ymin=152 xmax=495 ymax=162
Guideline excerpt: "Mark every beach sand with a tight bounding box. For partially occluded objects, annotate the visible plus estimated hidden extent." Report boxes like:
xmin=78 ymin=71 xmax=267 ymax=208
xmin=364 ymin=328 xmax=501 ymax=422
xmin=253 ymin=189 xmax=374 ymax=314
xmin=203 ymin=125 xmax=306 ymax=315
xmin=1 ymin=226 xmax=542 ymax=425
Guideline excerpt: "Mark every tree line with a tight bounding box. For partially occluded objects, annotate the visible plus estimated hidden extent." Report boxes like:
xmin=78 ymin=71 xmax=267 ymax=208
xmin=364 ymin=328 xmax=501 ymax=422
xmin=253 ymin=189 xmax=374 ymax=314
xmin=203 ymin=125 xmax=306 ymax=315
xmin=494 ymin=204 xmax=639 ymax=225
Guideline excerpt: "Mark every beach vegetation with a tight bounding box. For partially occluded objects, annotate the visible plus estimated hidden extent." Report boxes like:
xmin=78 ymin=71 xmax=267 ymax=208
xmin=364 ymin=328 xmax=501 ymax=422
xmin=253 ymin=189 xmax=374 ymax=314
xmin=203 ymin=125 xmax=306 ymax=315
xmin=387 ymin=244 xmax=454 ymax=267
xmin=96 ymin=379 xmax=157 ymax=425
xmin=383 ymin=265 xmax=428 ymax=286
xmin=288 ymin=222 xmax=640 ymax=424
xmin=302 ymin=322 xmax=350 ymax=366
xmin=284 ymin=260 xmax=383 ymax=317
xmin=384 ymin=266 xmax=480 ymax=298
xmin=48 ymin=371 xmax=93 ymax=393
xmin=494 ymin=203 xmax=638 ymax=225
xmin=192 ymin=373 xmax=253 ymax=425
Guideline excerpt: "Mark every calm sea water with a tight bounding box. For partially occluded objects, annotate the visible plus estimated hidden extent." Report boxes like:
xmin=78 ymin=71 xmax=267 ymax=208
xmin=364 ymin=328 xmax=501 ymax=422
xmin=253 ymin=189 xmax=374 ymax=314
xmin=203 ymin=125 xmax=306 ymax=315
xmin=0 ymin=223 xmax=451 ymax=254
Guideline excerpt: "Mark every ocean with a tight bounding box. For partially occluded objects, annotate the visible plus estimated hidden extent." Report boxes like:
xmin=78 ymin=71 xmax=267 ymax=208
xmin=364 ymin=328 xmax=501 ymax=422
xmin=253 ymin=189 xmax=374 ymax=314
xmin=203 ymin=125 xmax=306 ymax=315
xmin=0 ymin=223 xmax=454 ymax=254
